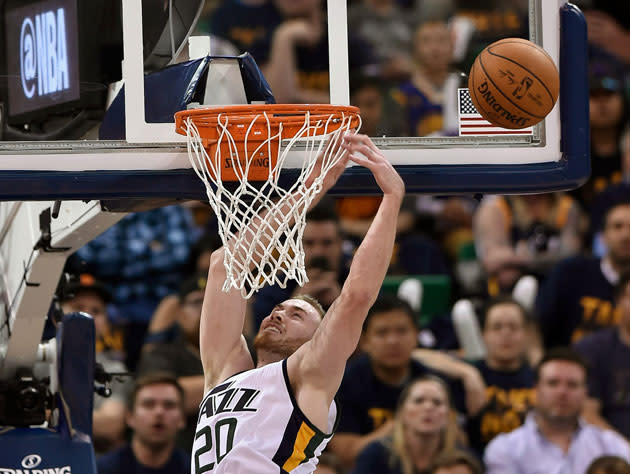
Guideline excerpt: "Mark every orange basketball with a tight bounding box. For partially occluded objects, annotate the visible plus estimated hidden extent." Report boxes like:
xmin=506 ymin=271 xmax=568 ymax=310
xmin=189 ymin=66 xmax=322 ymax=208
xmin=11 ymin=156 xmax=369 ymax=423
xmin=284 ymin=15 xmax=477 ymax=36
xmin=468 ymin=38 xmax=559 ymax=129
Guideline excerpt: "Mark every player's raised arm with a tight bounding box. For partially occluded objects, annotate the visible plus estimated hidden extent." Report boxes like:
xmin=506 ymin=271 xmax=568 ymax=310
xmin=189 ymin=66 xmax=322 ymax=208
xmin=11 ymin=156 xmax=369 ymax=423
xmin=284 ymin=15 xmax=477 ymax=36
xmin=289 ymin=134 xmax=405 ymax=399
xmin=200 ymin=139 xmax=351 ymax=389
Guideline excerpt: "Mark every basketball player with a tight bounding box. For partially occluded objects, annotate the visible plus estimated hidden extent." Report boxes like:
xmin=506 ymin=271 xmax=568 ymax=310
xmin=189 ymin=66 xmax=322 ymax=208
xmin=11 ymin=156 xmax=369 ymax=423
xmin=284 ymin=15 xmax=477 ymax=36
xmin=192 ymin=133 xmax=404 ymax=473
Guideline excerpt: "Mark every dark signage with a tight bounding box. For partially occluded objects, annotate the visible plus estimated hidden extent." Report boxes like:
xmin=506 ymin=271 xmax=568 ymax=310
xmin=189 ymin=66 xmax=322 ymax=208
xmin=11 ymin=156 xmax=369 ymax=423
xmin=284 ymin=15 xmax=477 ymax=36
xmin=5 ymin=0 xmax=79 ymax=117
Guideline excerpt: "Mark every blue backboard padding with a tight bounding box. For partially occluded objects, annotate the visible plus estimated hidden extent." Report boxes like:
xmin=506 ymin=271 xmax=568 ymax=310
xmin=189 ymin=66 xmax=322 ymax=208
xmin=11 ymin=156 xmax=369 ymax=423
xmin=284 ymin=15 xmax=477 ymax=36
xmin=0 ymin=427 xmax=96 ymax=472
xmin=56 ymin=312 xmax=95 ymax=439
xmin=99 ymin=53 xmax=275 ymax=140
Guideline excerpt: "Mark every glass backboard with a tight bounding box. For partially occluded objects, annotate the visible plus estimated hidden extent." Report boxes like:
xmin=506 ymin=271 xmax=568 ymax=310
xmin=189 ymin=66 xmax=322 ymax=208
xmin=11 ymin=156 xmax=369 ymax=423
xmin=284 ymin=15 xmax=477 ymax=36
xmin=0 ymin=0 xmax=589 ymax=201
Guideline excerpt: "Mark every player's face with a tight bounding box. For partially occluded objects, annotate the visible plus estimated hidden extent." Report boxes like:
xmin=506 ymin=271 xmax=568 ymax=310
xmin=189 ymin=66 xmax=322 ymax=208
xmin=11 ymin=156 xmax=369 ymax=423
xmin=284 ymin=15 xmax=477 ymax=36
xmin=61 ymin=290 xmax=108 ymax=338
xmin=302 ymin=220 xmax=342 ymax=272
xmin=361 ymin=310 xmax=418 ymax=370
xmin=413 ymin=21 xmax=453 ymax=72
xmin=127 ymin=383 xmax=185 ymax=447
xmin=400 ymin=380 xmax=450 ymax=436
xmin=255 ymin=299 xmax=321 ymax=358
xmin=603 ymin=205 xmax=630 ymax=266
xmin=483 ymin=303 xmax=527 ymax=366
xmin=535 ymin=361 xmax=586 ymax=424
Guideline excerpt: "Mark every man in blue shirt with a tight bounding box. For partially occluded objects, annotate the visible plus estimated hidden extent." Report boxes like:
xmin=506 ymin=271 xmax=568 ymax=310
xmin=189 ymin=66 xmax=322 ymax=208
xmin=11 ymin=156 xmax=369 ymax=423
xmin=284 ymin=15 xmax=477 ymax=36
xmin=485 ymin=347 xmax=630 ymax=474
xmin=97 ymin=374 xmax=190 ymax=474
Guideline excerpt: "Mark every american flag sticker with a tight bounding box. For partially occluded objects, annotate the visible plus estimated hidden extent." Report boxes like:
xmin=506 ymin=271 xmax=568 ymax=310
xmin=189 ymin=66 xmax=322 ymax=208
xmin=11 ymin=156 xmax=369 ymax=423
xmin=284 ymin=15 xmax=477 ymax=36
xmin=458 ymin=88 xmax=533 ymax=136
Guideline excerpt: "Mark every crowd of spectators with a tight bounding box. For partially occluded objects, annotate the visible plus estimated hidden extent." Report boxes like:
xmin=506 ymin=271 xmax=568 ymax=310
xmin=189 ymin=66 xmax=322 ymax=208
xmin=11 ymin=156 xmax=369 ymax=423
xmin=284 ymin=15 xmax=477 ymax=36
xmin=55 ymin=0 xmax=630 ymax=472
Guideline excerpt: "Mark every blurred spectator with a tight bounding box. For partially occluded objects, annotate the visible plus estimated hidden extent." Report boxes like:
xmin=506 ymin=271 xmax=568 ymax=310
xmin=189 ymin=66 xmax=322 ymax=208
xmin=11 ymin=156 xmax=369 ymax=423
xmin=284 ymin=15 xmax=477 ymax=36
xmin=97 ymin=373 xmax=189 ymax=474
xmin=587 ymin=456 xmax=630 ymax=474
xmin=59 ymin=273 xmax=131 ymax=454
xmin=450 ymin=0 xmax=529 ymax=71
xmin=348 ymin=0 xmax=414 ymax=80
xmin=573 ymin=55 xmax=630 ymax=213
xmin=536 ymin=199 xmax=630 ymax=347
xmin=465 ymin=296 xmax=536 ymax=457
xmin=137 ymin=272 xmax=207 ymax=451
xmin=201 ymin=0 xmax=283 ymax=61
xmin=580 ymin=1 xmax=630 ymax=64
xmin=252 ymin=199 xmax=350 ymax=331
xmin=263 ymin=0 xmax=376 ymax=103
xmin=72 ymin=205 xmax=199 ymax=370
xmin=575 ymin=273 xmax=630 ymax=438
xmin=390 ymin=19 xmax=464 ymax=137
xmin=328 ymin=295 xmax=477 ymax=470
xmin=349 ymin=376 xmax=459 ymax=474
xmin=484 ymin=348 xmax=630 ymax=474
xmin=314 ymin=452 xmax=344 ymax=474
xmin=474 ymin=193 xmax=583 ymax=295
xmin=350 ymin=74 xmax=405 ymax=137
xmin=186 ymin=231 xmax=223 ymax=275
xmin=430 ymin=450 xmax=484 ymax=474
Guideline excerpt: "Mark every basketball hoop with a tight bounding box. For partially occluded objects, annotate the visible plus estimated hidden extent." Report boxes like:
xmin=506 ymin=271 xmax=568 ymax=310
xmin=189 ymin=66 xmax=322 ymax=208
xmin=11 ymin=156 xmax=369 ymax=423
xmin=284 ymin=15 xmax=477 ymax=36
xmin=174 ymin=104 xmax=361 ymax=297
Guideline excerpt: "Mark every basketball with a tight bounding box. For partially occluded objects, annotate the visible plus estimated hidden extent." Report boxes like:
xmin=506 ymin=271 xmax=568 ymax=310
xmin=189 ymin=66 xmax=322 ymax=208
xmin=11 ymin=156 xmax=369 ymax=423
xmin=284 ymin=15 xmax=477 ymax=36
xmin=468 ymin=38 xmax=559 ymax=129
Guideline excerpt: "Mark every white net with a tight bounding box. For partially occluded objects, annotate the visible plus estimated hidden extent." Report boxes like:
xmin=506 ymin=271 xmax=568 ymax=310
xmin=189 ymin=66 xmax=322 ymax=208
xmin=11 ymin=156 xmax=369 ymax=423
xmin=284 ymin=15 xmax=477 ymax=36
xmin=183 ymin=108 xmax=360 ymax=298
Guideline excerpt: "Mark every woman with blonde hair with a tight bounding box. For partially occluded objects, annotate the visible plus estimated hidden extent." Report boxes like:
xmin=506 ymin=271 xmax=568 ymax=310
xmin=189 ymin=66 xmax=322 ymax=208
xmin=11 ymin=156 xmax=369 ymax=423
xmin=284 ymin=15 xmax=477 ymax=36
xmin=350 ymin=375 xmax=459 ymax=474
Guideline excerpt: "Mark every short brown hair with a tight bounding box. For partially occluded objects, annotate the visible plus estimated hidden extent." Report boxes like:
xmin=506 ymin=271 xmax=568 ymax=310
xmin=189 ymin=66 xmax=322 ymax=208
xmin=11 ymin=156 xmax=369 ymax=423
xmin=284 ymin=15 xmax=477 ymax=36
xmin=587 ymin=456 xmax=630 ymax=474
xmin=128 ymin=372 xmax=185 ymax=411
xmin=293 ymin=294 xmax=325 ymax=318
xmin=430 ymin=450 xmax=483 ymax=474
xmin=535 ymin=347 xmax=589 ymax=383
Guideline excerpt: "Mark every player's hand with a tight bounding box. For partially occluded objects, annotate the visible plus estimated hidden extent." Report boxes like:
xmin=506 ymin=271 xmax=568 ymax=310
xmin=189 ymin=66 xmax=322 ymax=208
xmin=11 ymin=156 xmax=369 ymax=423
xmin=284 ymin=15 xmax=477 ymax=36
xmin=304 ymin=131 xmax=353 ymax=192
xmin=342 ymin=134 xmax=405 ymax=200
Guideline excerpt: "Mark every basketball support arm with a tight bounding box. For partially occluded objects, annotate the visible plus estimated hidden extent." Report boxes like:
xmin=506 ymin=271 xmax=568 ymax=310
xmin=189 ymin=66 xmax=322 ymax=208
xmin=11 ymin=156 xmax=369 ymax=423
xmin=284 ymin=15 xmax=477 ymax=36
xmin=0 ymin=201 xmax=126 ymax=379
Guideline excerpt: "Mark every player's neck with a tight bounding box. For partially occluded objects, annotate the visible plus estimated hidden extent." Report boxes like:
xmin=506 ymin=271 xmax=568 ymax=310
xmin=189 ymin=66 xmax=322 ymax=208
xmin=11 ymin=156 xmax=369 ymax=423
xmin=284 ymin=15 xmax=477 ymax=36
xmin=370 ymin=360 xmax=411 ymax=386
xmin=131 ymin=436 xmax=174 ymax=468
xmin=256 ymin=350 xmax=284 ymax=368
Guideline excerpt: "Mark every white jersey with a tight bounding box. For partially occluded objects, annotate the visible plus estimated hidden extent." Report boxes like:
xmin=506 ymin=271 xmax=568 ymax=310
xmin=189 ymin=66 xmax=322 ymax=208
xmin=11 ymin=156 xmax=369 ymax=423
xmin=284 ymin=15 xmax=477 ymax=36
xmin=192 ymin=359 xmax=339 ymax=474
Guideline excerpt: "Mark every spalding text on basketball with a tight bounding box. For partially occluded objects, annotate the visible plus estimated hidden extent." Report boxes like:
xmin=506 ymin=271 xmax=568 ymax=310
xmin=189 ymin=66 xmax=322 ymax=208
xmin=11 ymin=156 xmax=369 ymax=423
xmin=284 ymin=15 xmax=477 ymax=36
xmin=20 ymin=8 xmax=70 ymax=100
xmin=477 ymin=81 xmax=530 ymax=127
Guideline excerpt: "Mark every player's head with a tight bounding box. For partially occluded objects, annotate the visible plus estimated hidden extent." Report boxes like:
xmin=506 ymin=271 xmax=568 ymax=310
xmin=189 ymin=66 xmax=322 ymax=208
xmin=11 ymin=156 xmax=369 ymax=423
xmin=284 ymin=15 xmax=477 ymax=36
xmin=602 ymin=200 xmax=630 ymax=266
xmin=481 ymin=296 xmax=529 ymax=367
xmin=361 ymin=294 xmax=418 ymax=370
xmin=127 ymin=373 xmax=186 ymax=449
xmin=254 ymin=295 xmax=325 ymax=359
xmin=534 ymin=347 xmax=588 ymax=426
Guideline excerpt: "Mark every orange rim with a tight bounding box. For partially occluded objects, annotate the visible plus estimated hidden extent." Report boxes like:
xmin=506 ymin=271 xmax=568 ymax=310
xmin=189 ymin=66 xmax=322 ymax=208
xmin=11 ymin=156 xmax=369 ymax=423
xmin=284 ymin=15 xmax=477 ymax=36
xmin=174 ymin=104 xmax=360 ymax=138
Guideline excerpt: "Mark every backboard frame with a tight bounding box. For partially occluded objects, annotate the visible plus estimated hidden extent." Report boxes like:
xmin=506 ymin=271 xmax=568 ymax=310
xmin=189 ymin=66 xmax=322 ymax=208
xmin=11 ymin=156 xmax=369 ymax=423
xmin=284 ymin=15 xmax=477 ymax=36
xmin=0 ymin=1 xmax=589 ymax=200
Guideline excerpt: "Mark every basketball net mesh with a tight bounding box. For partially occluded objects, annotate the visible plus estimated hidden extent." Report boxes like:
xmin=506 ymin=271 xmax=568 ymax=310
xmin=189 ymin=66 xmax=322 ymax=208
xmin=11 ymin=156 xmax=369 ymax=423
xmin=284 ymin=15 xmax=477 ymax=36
xmin=183 ymin=110 xmax=359 ymax=298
